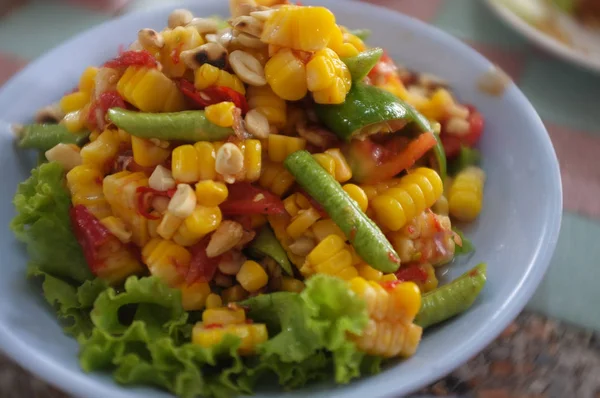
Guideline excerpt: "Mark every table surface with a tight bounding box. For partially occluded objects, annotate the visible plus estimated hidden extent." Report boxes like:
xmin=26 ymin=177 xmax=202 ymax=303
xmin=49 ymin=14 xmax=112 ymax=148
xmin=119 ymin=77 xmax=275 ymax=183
xmin=1 ymin=0 xmax=599 ymax=397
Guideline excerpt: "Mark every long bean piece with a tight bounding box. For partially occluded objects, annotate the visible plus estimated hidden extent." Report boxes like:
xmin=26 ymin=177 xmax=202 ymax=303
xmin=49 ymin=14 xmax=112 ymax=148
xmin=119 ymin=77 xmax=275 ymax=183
xmin=107 ymin=108 xmax=234 ymax=142
xmin=15 ymin=124 xmax=89 ymax=151
xmin=415 ymin=263 xmax=487 ymax=329
xmin=284 ymin=150 xmax=401 ymax=273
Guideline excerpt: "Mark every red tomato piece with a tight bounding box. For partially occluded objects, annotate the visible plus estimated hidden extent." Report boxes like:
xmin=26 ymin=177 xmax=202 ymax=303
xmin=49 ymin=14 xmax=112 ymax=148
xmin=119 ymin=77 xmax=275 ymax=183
xmin=103 ymin=50 xmax=158 ymax=69
xmin=186 ymin=238 xmax=221 ymax=284
xmin=440 ymin=105 xmax=484 ymax=158
xmin=70 ymin=205 xmax=114 ymax=274
xmin=220 ymin=183 xmax=286 ymax=216
xmin=395 ymin=265 xmax=429 ymax=284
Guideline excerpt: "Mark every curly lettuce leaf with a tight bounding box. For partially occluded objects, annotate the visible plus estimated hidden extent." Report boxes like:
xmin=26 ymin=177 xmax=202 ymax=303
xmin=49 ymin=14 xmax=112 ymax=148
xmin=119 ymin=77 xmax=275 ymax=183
xmin=243 ymin=274 xmax=370 ymax=386
xmin=80 ymin=276 xmax=247 ymax=398
xmin=11 ymin=162 xmax=92 ymax=283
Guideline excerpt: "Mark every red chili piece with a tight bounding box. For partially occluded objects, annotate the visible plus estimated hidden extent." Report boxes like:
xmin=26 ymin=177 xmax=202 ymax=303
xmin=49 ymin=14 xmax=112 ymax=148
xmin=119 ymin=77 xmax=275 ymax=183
xmin=179 ymin=80 xmax=249 ymax=114
xmin=70 ymin=205 xmax=114 ymax=274
xmin=204 ymin=323 xmax=223 ymax=329
xmin=103 ymin=50 xmax=158 ymax=69
xmin=136 ymin=186 xmax=173 ymax=220
xmin=380 ymin=280 xmax=402 ymax=291
xmin=220 ymin=183 xmax=286 ymax=216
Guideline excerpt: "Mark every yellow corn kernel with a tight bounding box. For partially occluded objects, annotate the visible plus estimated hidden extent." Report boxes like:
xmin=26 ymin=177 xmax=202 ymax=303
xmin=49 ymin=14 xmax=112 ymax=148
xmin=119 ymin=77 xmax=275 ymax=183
xmin=281 ymin=276 xmax=305 ymax=293
xmin=131 ymin=136 xmax=171 ymax=167
xmin=100 ymin=216 xmax=132 ymax=244
xmin=102 ymin=171 xmax=150 ymax=246
xmin=380 ymin=273 xmax=398 ymax=283
xmin=312 ymin=153 xmax=336 ymax=176
xmin=172 ymin=145 xmax=200 ymax=183
xmin=117 ymin=66 xmax=186 ymax=112
xmin=261 ymin=5 xmax=337 ymax=52
xmin=306 ymin=48 xmax=351 ymax=104
xmin=193 ymin=141 xmax=217 ymax=181
xmin=286 ymin=207 xmax=321 ymax=239
xmin=195 ymin=63 xmax=245 ymax=94
xmin=259 ymin=160 xmax=295 ymax=197
xmin=267 ymin=134 xmax=307 ymax=162
xmin=311 ymin=219 xmax=345 ymax=242
xmin=352 ymin=319 xmax=422 ymax=358
xmin=264 ymin=48 xmax=308 ymax=101
xmin=180 ymin=282 xmax=211 ymax=311
xmin=78 ymin=66 xmax=98 ymax=93
xmin=222 ymin=285 xmax=249 ymax=303
xmin=195 ymin=181 xmax=228 ymax=206
xmin=327 ymin=26 xmax=361 ymax=58
xmin=294 ymin=193 xmax=311 ymax=210
xmin=160 ymin=26 xmax=204 ymax=78
xmin=314 ymin=248 xmax=352 ymax=276
xmin=202 ymin=307 xmax=246 ymax=326
xmin=173 ymin=205 xmax=222 ymax=246
xmin=433 ymin=194 xmax=449 ymax=216
xmin=283 ymin=195 xmax=301 ymax=217
xmin=192 ymin=323 xmax=268 ymax=355
xmin=389 ymin=281 xmax=421 ymax=320
xmin=242 ymin=139 xmax=262 ymax=182
xmin=357 ymin=263 xmax=383 ymax=281
xmin=419 ymin=88 xmax=455 ymax=121
xmin=343 ymin=184 xmax=369 ymax=212
xmin=448 ymin=166 xmax=485 ymax=222
xmin=371 ymin=168 xmax=443 ymax=231
xmin=205 ymin=293 xmax=222 ymax=309
xmin=420 ymin=263 xmax=439 ymax=293
xmin=60 ymin=110 xmax=85 ymax=133
xmin=307 ymin=234 xmax=345 ymax=266
xmin=236 ymin=260 xmax=268 ymax=292
xmin=142 ymin=238 xmax=191 ymax=286
xmin=324 ymin=148 xmax=352 ymax=182
xmin=206 ymin=101 xmax=236 ymax=127
xmin=156 ymin=212 xmax=184 ymax=240
xmin=66 ymin=165 xmax=112 ymax=219
xmin=60 ymin=91 xmax=89 ymax=113
xmin=97 ymin=245 xmax=144 ymax=284
xmin=247 ymin=85 xmax=287 ymax=128
xmin=80 ymin=129 xmax=120 ymax=169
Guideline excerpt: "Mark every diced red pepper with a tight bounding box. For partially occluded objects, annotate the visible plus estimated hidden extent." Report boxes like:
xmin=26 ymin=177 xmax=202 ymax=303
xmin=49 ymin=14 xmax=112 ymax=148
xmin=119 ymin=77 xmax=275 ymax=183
xmin=395 ymin=265 xmax=429 ymax=284
xmin=346 ymin=131 xmax=437 ymax=184
xmin=70 ymin=205 xmax=114 ymax=274
xmin=204 ymin=323 xmax=223 ymax=329
xmin=220 ymin=183 xmax=286 ymax=216
xmin=136 ymin=186 xmax=175 ymax=220
xmin=186 ymin=238 xmax=221 ymax=284
xmin=103 ymin=50 xmax=158 ymax=69
xmin=440 ymin=105 xmax=484 ymax=158
xmin=179 ymin=80 xmax=249 ymax=114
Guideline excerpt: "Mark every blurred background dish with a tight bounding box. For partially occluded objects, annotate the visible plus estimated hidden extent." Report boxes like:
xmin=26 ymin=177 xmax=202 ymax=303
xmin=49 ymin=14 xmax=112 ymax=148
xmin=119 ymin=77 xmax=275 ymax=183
xmin=486 ymin=0 xmax=600 ymax=73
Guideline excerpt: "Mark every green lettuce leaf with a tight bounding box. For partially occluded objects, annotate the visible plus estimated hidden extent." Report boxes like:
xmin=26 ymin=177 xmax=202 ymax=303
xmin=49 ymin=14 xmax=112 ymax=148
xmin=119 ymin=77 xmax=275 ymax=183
xmin=80 ymin=276 xmax=247 ymax=398
xmin=11 ymin=162 xmax=92 ymax=283
xmin=243 ymin=274 xmax=370 ymax=387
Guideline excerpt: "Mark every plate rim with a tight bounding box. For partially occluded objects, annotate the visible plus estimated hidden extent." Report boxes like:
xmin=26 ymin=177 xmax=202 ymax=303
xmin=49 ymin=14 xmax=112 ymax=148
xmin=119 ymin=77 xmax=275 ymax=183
xmin=484 ymin=0 xmax=600 ymax=73
xmin=0 ymin=0 xmax=563 ymax=397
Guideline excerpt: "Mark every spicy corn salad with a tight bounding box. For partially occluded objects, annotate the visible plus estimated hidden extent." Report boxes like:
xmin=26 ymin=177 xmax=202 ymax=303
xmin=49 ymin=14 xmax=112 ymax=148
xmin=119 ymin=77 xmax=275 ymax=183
xmin=11 ymin=1 xmax=487 ymax=397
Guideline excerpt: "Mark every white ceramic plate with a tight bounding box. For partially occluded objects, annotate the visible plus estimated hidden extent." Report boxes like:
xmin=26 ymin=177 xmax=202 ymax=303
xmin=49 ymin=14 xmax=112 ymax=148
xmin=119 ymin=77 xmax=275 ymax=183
xmin=0 ymin=0 xmax=562 ymax=397
xmin=486 ymin=0 xmax=600 ymax=73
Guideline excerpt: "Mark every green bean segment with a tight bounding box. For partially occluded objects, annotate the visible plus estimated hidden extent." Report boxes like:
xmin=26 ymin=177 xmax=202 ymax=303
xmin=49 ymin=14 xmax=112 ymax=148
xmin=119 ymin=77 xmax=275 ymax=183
xmin=107 ymin=108 xmax=234 ymax=142
xmin=247 ymin=226 xmax=294 ymax=276
xmin=342 ymin=47 xmax=383 ymax=82
xmin=16 ymin=124 xmax=89 ymax=151
xmin=284 ymin=150 xmax=400 ymax=273
xmin=415 ymin=263 xmax=487 ymax=329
